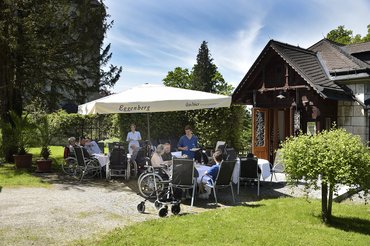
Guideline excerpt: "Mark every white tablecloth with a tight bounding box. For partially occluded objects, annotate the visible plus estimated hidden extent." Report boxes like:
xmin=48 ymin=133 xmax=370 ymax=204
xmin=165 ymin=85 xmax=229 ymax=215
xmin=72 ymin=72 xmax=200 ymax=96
xmin=92 ymin=154 xmax=109 ymax=167
xmin=232 ymin=158 xmax=271 ymax=183
xmin=195 ymin=164 xmax=211 ymax=184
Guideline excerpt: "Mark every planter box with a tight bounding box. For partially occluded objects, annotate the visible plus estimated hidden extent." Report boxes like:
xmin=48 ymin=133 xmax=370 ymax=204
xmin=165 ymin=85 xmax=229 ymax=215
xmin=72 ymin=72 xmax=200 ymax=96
xmin=13 ymin=154 xmax=33 ymax=169
xmin=36 ymin=159 xmax=52 ymax=173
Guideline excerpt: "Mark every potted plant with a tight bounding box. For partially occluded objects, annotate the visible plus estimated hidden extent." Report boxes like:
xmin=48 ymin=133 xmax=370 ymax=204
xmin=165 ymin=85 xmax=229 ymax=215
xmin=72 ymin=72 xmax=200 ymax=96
xmin=1 ymin=111 xmax=35 ymax=168
xmin=36 ymin=115 xmax=53 ymax=172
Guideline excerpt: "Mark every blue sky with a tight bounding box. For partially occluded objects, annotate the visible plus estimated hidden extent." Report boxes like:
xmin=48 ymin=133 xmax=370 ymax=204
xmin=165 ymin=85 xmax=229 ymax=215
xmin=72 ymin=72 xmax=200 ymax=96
xmin=104 ymin=0 xmax=370 ymax=93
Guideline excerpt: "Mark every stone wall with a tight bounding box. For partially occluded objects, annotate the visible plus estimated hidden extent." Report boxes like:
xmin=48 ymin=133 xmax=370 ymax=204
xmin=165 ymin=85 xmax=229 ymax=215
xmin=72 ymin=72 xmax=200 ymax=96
xmin=337 ymin=84 xmax=369 ymax=143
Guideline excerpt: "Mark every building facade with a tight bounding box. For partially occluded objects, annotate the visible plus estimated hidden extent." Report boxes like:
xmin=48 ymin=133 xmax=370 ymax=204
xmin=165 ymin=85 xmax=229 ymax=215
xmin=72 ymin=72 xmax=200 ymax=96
xmin=232 ymin=39 xmax=370 ymax=162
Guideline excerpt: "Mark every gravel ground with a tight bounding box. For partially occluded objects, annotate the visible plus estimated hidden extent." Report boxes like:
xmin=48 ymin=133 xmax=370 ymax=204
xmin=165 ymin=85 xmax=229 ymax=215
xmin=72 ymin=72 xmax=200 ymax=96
xmin=0 ymin=173 xmax=367 ymax=246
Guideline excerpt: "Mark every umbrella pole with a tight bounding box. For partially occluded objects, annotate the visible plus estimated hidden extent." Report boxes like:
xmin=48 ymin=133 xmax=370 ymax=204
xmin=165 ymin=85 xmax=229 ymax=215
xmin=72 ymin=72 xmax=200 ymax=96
xmin=147 ymin=113 xmax=150 ymax=140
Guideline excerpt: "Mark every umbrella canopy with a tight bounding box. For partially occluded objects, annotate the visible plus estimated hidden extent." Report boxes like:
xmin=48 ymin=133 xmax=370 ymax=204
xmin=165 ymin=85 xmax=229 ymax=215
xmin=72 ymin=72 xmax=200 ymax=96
xmin=78 ymin=83 xmax=231 ymax=115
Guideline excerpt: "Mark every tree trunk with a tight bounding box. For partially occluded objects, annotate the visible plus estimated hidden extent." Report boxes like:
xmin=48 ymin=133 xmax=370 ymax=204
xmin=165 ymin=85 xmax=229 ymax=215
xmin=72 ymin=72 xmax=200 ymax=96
xmin=327 ymin=183 xmax=334 ymax=222
xmin=321 ymin=181 xmax=328 ymax=223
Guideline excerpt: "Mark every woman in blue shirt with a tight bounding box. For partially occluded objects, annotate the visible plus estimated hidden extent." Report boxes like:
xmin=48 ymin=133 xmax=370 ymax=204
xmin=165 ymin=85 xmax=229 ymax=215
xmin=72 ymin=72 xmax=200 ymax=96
xmin=177 ymin=125 xmax=198 ymax=159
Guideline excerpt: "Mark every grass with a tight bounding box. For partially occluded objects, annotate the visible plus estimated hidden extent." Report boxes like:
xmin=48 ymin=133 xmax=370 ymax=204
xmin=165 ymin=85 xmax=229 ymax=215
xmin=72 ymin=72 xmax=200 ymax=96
xmin=0 ymin=146 xmax=64 ymax=188
xmin=76 ymin=198 xmax=370 ymax=246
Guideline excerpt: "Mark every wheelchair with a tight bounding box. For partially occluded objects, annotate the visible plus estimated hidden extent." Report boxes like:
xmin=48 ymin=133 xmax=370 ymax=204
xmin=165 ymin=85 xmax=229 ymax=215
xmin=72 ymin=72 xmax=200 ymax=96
xmin=137 ymin=159 xmax=169 ymax=198
xmin=137 ymin=160 xmax=181 ymax=217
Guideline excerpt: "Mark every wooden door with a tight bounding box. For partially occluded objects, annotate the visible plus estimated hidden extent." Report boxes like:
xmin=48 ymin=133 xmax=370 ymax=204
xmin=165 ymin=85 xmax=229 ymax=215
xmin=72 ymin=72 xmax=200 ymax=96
xmin=252 ymin=108 xmax=269 ymax=160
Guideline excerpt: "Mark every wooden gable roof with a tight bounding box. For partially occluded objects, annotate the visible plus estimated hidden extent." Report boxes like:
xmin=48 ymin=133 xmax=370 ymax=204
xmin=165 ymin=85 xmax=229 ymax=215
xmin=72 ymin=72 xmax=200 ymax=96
xmin=233 ymin=40 xmax=351 ymax=104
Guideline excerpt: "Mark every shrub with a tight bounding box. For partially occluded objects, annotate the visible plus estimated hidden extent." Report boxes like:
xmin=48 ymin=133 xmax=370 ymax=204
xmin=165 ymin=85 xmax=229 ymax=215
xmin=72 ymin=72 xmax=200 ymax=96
xmin=280 ymin=128 xmax=370 ymax=222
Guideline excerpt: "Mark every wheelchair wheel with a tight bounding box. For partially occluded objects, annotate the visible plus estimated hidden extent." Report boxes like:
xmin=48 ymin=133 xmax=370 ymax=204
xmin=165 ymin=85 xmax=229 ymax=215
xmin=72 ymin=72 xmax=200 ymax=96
xmin=137 ymin=202 xmax=145 ymax=213
xmin=138 ymin=173 xmax=165 ymax=198
xmin=154 ymin=200 xmax=162 ymax=210
xmin=158 ymin=206 xmax=168 ymax=217
xmin=74 ymin=166 xmax=84 ymax=180
xmin=62 ymin=157 xmax=77 ymax=175
xmin=171 ymin=204 xmax=181 ymax=215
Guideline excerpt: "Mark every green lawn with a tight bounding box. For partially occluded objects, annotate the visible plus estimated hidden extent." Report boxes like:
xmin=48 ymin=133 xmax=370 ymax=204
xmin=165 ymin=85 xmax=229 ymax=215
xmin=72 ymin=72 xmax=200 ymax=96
xmin=76 ymin=198 xmax=370 ymax=246
xmin=0 ymin=146 xmax=64 ymax=188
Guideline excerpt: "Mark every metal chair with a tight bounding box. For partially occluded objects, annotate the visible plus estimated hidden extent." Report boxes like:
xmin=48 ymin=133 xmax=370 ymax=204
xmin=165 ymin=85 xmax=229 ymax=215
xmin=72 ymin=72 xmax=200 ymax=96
xmin=270 ymin=150 xmax=285 ymax=182
xmin=170 ymin=159 xmax=197 ymax=207
xmin=206 ymin=160 xmax=236 ymax=204
xmin=225 ymin=147 xmax=237 ymax=161
xmin=97 ymin=142 xmax=105 ymax=154
xmin=238 ymin=157 xmax=261 ymax=196
xmin=107 ymin=146 xmax=129 ymax=180
xmin=73 ymin=146 xmax=101 ymax=181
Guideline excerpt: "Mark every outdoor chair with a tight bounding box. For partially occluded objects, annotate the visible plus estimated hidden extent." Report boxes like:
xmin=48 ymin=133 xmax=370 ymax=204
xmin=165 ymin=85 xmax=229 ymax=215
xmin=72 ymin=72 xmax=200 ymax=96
xmin=238 ymin=157 xmax=261 ymax=196
xmin=225 ymin=147 xmax=237 ymax=161
xmin=73 ymin=146 xmax=101 ymax=182
xmin=170 ymin=158 xmax=197 ymax=207
xmin=205 ymin=140 xmax=226 ymax=164
xmin=62 ymin=146 xmax=77 ymax=175
xmin=97 ymin=142 xmax=105 ymax=154
xmin=270 ymin=149 xmax=285 ymax=182
xmin=108 ymin=142 xmax=124 ymax=153
xmin=206 ymin=160 xmax=236 ymax=205
xmin=107 ymin=146 xmax=129 ymax=180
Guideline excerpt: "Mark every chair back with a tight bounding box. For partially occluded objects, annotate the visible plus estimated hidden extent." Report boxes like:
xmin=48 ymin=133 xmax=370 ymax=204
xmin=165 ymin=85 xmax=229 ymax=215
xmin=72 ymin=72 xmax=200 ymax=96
xmin=108 ymin=142 xmax=124 ymax=153
xmin=240 ymin=157 xmax=259 ymax=179
xmin=64 ymin=146 xmax=70 ymax=159
xmin=97 ymin=142 xmax=105 ymax=154
xmin=109 ymin=148 xmax=127 ymax=169
xmin=73 ymin=146 xmax=86 ymax=166
xmin=215 ymin=160 xmax=236 ymax=185
xmin=225 ymin=148 xmax=237 ymax=161
xmin=172 ymin=159 xmax=194 ymax=186
xmin=273 ymin=150 xmax=285 ymax=172
xmin=215 ymin=141 xmax=226 ymax=151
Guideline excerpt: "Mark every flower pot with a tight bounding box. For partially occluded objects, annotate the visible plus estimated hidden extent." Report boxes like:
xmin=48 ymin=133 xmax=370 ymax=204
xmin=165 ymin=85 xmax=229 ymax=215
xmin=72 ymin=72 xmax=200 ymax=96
xmin=13 ymin=154 xmax=33 ymax=169
xmin=36 ymin=159 xmax=52 ymax=173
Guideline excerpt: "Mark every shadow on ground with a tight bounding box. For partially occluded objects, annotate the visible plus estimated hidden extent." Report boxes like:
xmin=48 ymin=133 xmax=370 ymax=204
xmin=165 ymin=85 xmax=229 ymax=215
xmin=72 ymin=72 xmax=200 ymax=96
xmin=34 ymin=171 xmax=297 ymax=209
xmin=328 ymin=216 xmax=370 ymax=236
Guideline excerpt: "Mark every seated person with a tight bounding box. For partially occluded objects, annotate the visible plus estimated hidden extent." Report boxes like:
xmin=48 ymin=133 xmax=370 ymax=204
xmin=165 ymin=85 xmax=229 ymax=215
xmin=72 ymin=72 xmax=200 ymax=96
xmin=78 ymin=136 xmax=93 ymax=158
xmin=151 ymin=144 xmax=172 ymax=168
xmin=150 ymin=144 xmax=173 ymax=179
xmin=83 ymin=137 xmax=102 ymax=155
xmin=199 ymin=150 xmax=223 ymax=199
xmin=247 ymin=152 xmax=255 ymax=158
xmin=64 ymin=137 xmax=77 ymax=158
xmin=130 ymin=144 xmax=140 ymax=162
xmin=161 ymin=142 xmax=173 ymax=161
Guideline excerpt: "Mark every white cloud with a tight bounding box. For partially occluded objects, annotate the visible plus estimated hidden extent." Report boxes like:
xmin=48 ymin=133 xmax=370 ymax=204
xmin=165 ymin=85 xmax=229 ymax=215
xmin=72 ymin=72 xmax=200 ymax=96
xmin=104 ymin=0 xmax=370 ymax=93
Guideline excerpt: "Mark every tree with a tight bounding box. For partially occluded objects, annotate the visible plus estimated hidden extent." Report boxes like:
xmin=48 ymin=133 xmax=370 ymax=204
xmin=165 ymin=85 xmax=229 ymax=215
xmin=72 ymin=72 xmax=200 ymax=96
xmin=163 ymin=67 xmax=192 ymax=89
xmin=160 ymin=41 xmax=250 ymax=151
xmin=326 ymin=24 xmax=370 ymax=44
xmin=192 ymin=41 xmax=232 ymax=94
xmin=280 ymin=128 xmax=370 ymax=223
xmin=0 ymin=0 xmax=121 ymax=112
xmin=0 ymin=0 xmax=121 ymax=161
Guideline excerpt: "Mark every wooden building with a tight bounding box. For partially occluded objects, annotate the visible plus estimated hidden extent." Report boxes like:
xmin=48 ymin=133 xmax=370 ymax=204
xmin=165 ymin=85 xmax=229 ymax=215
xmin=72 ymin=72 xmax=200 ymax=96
xmin=232 ymin=39 xmax=370 ymax=162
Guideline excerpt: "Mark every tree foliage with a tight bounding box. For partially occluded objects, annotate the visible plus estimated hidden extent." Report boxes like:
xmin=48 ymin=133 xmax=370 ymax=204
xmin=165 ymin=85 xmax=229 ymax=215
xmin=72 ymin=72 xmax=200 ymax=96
xmin=0 ymin=0 xmax=121 ymax=161
xmin=326 ymin=24 xmax=370 ymax=44
xmin=161 ymin=41 xmax=250 ymax=151
xmin=0 ymin=0 xmax=122 ymax=112
xmin=280 ymin=128 xmax=370 ymax=222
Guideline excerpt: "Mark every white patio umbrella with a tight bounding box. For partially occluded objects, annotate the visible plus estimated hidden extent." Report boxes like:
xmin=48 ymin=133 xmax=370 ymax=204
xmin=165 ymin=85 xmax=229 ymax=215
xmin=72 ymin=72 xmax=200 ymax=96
xmin=78 ymin=83 xmax=231 ymax=138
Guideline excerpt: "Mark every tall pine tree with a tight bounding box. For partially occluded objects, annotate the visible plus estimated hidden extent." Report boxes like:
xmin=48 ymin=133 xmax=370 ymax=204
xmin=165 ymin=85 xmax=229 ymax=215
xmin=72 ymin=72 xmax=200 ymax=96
xmin=192 ymin=41 xmax=218 ymax=93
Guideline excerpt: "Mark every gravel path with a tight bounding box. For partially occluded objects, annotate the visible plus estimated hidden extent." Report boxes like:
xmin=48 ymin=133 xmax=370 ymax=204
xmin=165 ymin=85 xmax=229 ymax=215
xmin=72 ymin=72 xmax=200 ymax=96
xmin=0 ymin=173 xmax=366 ymax=246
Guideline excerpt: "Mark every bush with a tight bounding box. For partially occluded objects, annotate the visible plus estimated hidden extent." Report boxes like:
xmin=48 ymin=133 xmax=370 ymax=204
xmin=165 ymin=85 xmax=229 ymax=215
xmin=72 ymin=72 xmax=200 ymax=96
xmin=116 ymin=105 xmax=251 ymax=152
xmin=280 ymin=128 xmax=370 ymax=222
